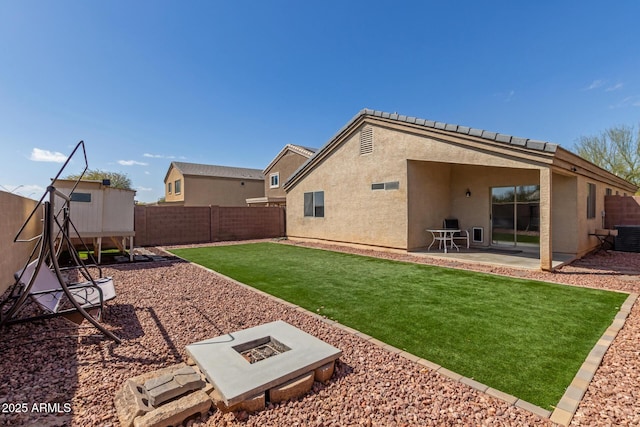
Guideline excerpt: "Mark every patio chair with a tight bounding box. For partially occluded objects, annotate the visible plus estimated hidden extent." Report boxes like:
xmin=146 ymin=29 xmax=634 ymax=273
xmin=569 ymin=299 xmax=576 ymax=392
xmin=443 ymin=218 xmax=470 ymax=249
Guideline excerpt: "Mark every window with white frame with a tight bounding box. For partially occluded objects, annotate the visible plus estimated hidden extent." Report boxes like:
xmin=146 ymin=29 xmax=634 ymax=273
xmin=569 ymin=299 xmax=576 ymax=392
xmin=168 ymin=182 xmax=172 ymax=194
xmin=270 ymin=172 xmax=280 ymax=188
xmin=304 ymin=191 xmax=324 ymax=217
xmin=175 ymin=179 xmax=182 ymax=195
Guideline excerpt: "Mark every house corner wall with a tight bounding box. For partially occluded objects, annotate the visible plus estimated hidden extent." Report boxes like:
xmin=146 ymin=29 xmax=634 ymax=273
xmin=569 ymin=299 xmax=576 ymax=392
xmin=552 ymin=173 xmax=578 ymax=254
xmin=406 ymin=161 xmax=452 ymax=250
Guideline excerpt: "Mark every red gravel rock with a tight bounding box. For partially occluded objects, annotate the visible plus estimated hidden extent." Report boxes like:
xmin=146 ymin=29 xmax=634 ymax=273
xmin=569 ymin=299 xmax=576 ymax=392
xmin=0 ymin=240 xmax=637 ymax=426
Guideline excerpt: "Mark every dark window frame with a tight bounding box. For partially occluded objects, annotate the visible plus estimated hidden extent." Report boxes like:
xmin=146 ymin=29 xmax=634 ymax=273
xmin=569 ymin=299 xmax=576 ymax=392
xmin=304 ymin=191 xmax=324 ymax=217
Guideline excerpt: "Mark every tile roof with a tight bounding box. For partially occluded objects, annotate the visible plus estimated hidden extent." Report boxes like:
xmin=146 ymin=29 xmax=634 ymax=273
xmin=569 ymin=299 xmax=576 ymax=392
xmin=170 ymin=162 xmax=264 ymax=180
xmin=289 ymin=144 xmax=318 ymax=155
xmin=359 ymin=109 xmax=558 ymax=153
xmin=284 ymin=109 xmax=559 ymax=189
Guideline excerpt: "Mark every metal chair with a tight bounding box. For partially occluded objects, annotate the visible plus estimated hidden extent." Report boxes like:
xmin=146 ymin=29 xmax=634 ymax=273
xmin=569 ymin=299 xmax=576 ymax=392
xmin=443 ymin=218 xmax=470 ymax=249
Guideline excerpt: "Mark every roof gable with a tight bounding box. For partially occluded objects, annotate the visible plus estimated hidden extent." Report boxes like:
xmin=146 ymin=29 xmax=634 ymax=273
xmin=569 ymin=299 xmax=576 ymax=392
xmin=263 ymin=144 xmax=317 ymax=174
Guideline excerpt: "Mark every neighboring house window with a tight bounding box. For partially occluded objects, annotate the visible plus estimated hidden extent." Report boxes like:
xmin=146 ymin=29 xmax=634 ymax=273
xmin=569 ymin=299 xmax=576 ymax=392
xmin=168 ymin=182 xmax=172 ymax=194
xmin=587 ymin=183 xmax=596 ymax=218
xmin=360 ymin=125 xmax=373 ymax=155
xmin=605 ymin=188 xmax=612 ymax=196
xmin=175 ymin=179 xmax=182 ymax=195
xmin=270 ymin=173 xmax=280 ymax=188
xmin=304 ymin=191 xmax=324 ymax=217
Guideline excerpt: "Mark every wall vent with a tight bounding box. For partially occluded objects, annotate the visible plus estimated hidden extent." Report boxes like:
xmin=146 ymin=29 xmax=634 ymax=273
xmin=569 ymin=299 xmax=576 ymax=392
xmin=371 ymin=181 xmax=400 ymax=191
xmin=360 ymin=126 xmax=373 ymax=155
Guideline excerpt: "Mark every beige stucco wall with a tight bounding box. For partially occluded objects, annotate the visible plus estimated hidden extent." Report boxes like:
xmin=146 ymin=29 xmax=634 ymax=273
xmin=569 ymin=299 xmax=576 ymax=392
xmin=265 ymin=150 xmax=308 ymax=198
xmin=288 ymin=122 xmax=550 ymax=250
xmin=551 ymin=173 xmax=578 ymax=254
xmin=164 ymin=165 xmax=264 ymax=206
xmin=286 ymin=117 xmax=636 ymax=261
xmin=184 ymin=175 xmax=264 ymax=207
xmin=165 ymin=167 xmax=184 ymax=203
xmin=576 ymin=175 xmax=627 ymax=257
xmin=551 ymin=172 xmax=633 ymax=257
xmin=286 ymin=126 xmax=409 ymax=248
xmin=0 ymin=192 xmax=41 ymax=294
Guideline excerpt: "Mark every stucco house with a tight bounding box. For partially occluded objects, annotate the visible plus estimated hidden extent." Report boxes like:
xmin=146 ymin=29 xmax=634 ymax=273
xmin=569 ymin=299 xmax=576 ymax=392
xmin=284 ymin=109 xmax=637 ymax=270
xmin=247 ymin=144 xmax=316 ymax=207
xmin=164 ymin=161 xmax=264 ymax=207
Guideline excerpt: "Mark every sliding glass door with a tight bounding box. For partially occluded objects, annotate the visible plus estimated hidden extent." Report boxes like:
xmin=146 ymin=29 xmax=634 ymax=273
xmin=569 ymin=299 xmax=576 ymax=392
xmin=491 ymin=185 xmax=540 ymax=246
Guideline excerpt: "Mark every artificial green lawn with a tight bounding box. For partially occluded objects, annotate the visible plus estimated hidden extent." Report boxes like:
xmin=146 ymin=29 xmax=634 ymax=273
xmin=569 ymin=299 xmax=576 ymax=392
xmin=171 ymin=243 xmax=627 ymax=410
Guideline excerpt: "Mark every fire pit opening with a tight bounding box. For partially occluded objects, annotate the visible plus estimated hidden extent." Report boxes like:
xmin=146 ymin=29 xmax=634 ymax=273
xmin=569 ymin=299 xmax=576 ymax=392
xmin=233 ymin=336 xmax=291 ymax=364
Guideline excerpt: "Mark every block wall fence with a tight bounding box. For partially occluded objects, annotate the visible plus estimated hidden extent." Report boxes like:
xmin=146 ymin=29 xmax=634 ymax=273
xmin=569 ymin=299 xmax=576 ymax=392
xmin=0 ymin=192 xmax=42 ymax=295
xmin=605 ymin=195 xmax=640 ymax=228
xmin=133 ymin=205 xmax=286 ymax=247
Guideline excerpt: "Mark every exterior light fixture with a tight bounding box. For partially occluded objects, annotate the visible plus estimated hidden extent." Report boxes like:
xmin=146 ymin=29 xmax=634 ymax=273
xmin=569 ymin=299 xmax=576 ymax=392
xmin=465 ymin=189 xmax=471 ymax=198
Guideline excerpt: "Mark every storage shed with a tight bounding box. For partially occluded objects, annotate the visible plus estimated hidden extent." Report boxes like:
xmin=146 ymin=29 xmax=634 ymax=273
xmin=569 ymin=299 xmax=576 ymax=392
xmin=54 ymin=179 xmax=136 ymax=263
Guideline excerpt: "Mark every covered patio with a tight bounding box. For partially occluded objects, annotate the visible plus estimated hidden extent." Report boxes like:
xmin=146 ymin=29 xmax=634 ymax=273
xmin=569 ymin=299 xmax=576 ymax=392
xmin=407 ymin=160 xmax=580 ymax=271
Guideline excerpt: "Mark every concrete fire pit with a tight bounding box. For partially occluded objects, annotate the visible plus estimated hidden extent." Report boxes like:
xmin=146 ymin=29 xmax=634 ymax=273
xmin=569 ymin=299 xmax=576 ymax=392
xmin=114 ymin=321 xmax=341 ymax=426
xmin=186 ymin=320 xmax=342 ymax=408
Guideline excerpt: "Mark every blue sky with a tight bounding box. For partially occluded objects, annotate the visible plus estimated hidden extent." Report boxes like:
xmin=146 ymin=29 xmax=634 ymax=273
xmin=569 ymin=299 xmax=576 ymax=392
xmin=1 ymin=1 xmax=639 ymax=202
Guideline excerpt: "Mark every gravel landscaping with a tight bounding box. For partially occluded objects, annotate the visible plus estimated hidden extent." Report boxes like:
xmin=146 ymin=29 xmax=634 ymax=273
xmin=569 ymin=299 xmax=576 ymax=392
xmin=0 ymin=240 xmax=638 ymax=426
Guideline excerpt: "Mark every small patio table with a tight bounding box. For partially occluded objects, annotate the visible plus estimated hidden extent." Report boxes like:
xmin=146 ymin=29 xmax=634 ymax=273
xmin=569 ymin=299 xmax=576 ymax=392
xmin=426 ymin=229 xmax=460 ymax=253
xmin=589 ymin=229 xmax=617 ymax=254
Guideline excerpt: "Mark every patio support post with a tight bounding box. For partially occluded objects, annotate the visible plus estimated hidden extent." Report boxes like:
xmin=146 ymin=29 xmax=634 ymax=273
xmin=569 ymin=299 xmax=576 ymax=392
xmin=539 ymin=168 xmax=553 ymax=271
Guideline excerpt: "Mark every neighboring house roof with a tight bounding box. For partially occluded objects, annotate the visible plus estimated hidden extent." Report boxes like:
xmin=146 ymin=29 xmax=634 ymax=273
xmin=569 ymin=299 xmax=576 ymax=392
xmin=165 ymin=161 xmax=264 ymax=183
xmin=263 ymin=144 xmax=317 ymax=174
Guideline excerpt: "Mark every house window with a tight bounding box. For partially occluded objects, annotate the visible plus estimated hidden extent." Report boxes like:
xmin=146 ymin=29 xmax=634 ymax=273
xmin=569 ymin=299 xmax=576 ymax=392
xmin=587 ymin=183 xmax=596 ymax=218
xmin=360 ymin=126 xmax=373 ymax=155
xmin=168 ymin=182 xmax=172 ymax=194
xmin=270 ymin=173 xmax=280 ymax=188
xmin=304 ymin=191 xmax=324 ymax=217
xmin=175 ymin=179 xmax=182 ymax=195
xmin=605 ymin=188 xmax=612 ymax=196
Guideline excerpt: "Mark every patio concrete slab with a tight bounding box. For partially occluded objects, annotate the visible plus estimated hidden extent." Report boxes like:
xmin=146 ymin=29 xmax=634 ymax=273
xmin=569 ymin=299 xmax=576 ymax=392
xmin=185 ymin=320 xmax=341 ymax=407
xmin=411 ymin=247 xmax=574 ymax=270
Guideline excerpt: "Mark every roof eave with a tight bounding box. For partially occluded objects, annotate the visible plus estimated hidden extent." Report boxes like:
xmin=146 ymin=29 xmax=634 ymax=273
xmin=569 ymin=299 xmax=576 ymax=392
xmin=284 ymin=108 xmax=560 ymax=191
